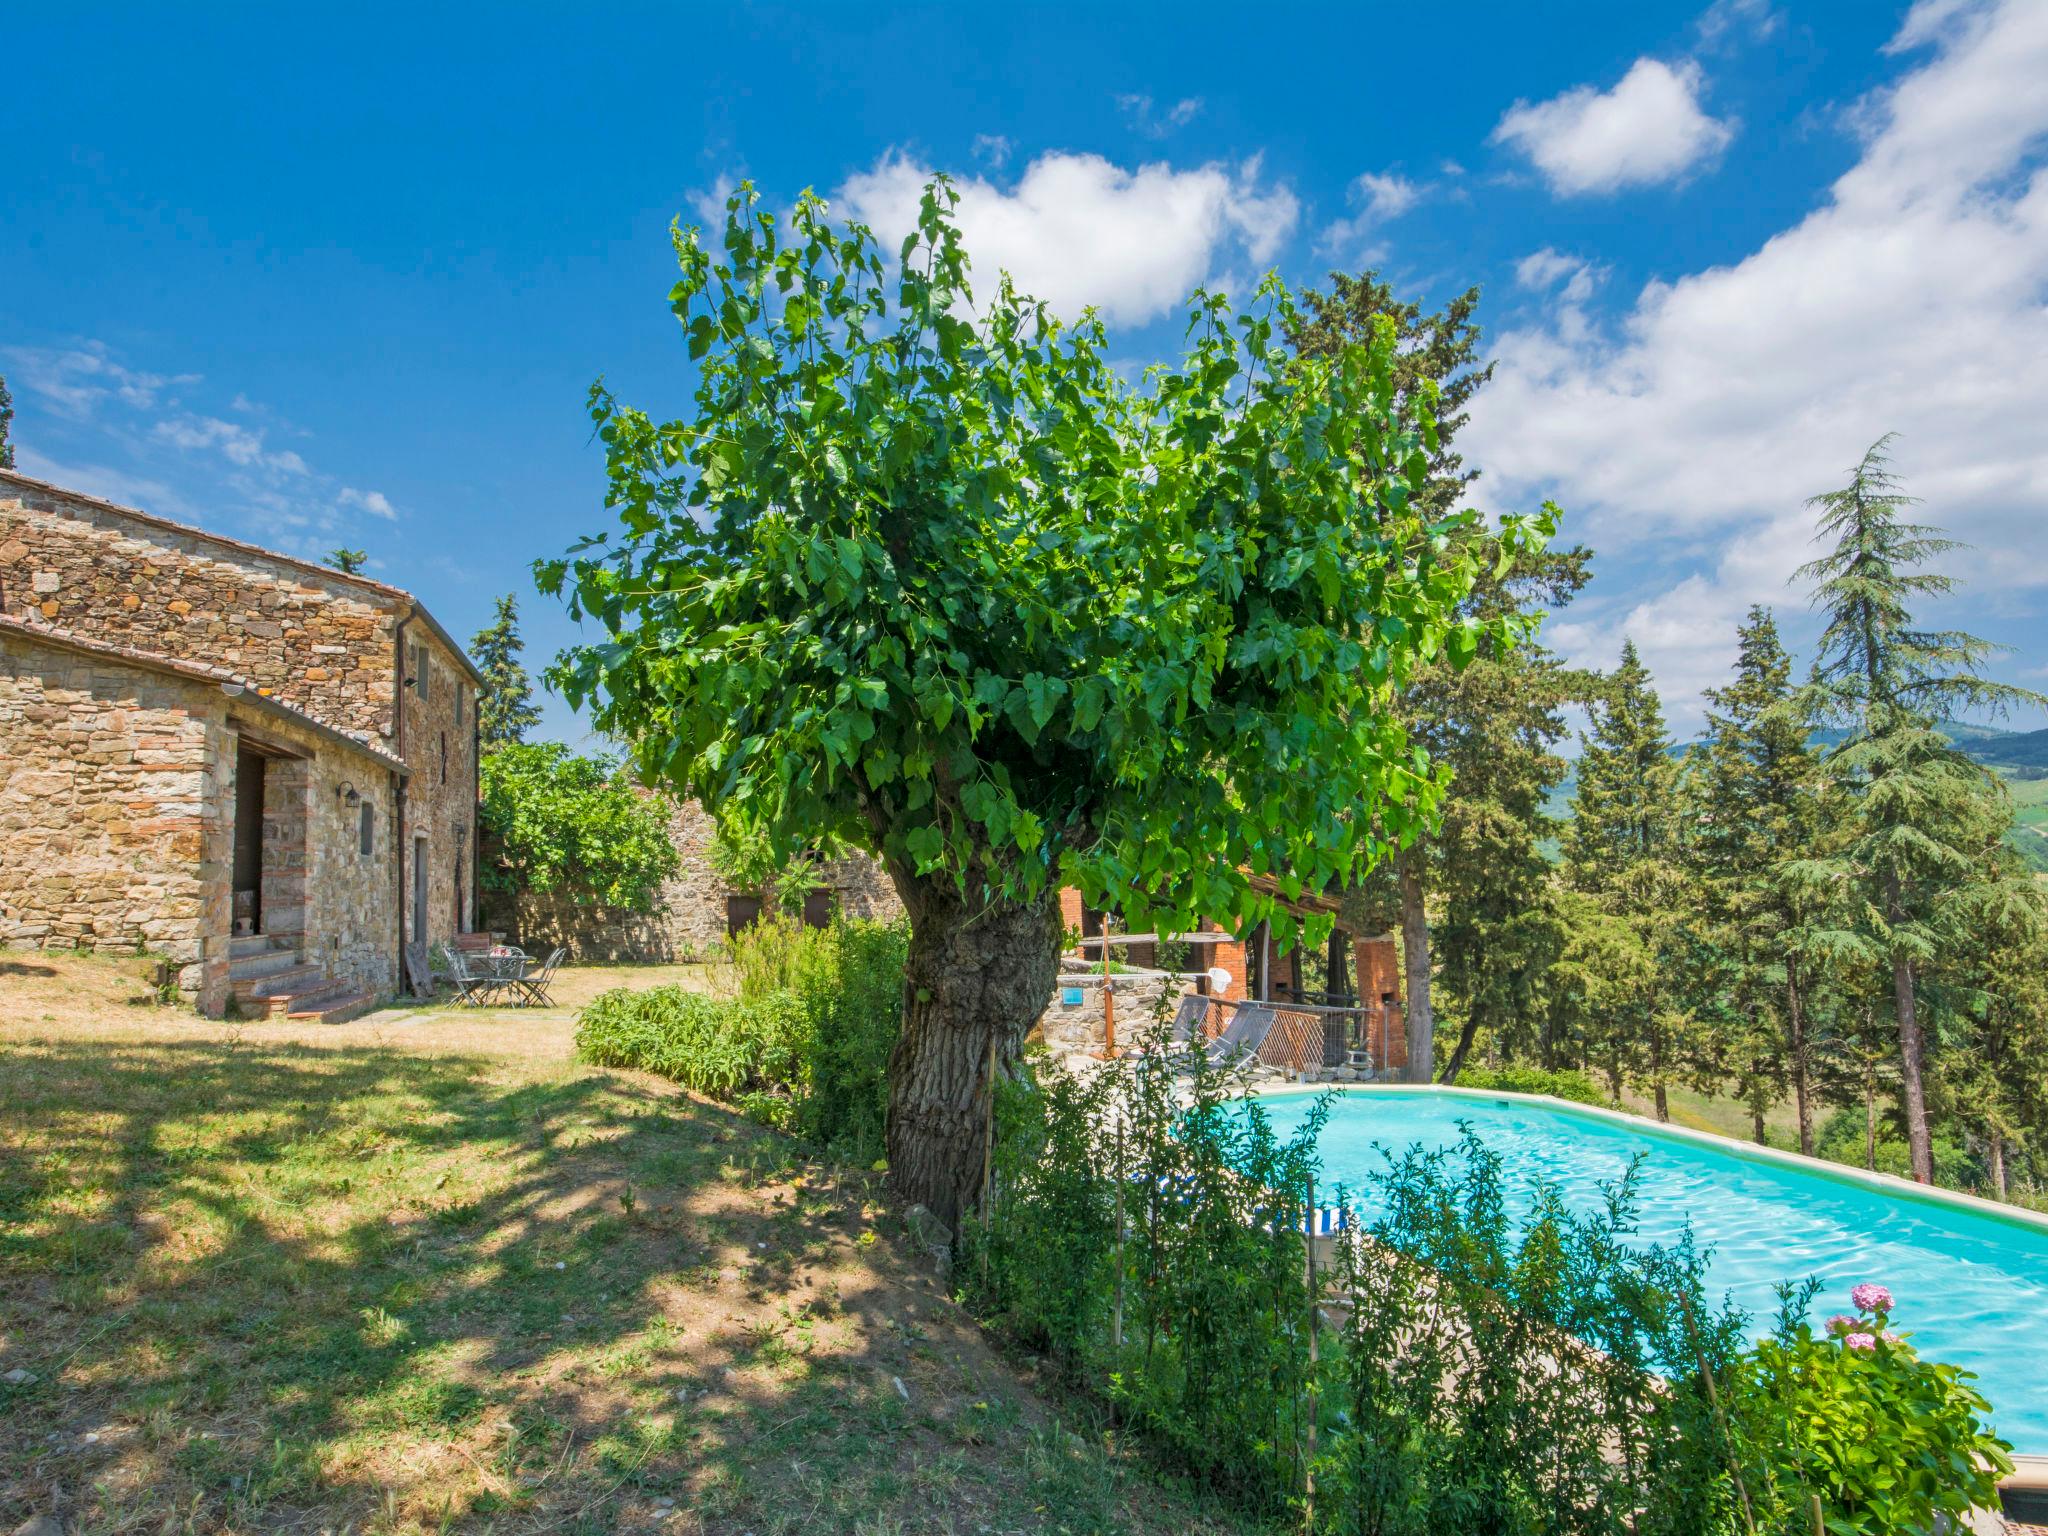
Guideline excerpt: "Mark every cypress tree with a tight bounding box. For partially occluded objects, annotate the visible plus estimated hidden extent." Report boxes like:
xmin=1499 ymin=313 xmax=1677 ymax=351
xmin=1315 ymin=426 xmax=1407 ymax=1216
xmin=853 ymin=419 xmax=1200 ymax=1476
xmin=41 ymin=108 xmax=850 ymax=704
xmin=1793 ymin=435 xmax=2045 ymax=1182
xmin=1693 ymin=608 xmax=1826 ymax=1150
xmin=471 ymin=593 xmax=542 ymax=748
xmin=1563 ymin=641 xmax=1696 ymax=1119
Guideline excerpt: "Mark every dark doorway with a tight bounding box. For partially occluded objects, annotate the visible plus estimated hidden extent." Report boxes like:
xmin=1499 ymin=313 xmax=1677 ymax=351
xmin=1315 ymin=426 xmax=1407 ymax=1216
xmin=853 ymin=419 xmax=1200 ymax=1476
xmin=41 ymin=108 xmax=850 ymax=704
xmin=725 ymin=894 xmax=763 ymax=936
xmin=232 ymin=744 xmax=266 ymax=933
xmin=413 ymin=837 xmax=429 ymax=945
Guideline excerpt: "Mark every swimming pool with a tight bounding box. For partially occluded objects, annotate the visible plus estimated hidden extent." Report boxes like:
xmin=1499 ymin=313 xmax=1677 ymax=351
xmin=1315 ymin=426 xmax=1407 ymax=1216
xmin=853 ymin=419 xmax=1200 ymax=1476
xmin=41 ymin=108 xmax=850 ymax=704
xmin=1253 ymin=1086 xmax=2048 ymax=1453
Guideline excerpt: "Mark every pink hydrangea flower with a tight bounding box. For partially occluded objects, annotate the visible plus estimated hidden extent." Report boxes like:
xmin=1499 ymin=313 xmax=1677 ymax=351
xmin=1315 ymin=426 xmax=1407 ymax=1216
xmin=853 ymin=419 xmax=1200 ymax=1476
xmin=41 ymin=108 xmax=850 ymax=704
xmin=1844 ymin=1332 xmax=1877 ymax=1352
xmin=1825 ymin=1314 xmax=1856 ymax=1334
xmin=1881 ymin=1330 xmax=1902 ymax=1345
xmin=1850 ymin=1283 xmax=1894 ymax=1314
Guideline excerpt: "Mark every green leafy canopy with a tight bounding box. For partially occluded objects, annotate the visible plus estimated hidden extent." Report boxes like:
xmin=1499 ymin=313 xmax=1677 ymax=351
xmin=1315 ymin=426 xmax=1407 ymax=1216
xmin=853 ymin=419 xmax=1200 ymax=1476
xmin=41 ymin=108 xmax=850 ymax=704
xmin=540 ymin=178 xmax=1556 ymax=945
xmin=477 ymin=741 xmax=680 ymax=909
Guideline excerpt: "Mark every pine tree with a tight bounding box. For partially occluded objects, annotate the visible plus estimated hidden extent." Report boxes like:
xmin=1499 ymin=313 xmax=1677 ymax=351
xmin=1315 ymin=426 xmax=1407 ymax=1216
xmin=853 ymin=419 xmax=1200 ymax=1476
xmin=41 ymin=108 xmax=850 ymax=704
xmin=0 ymin=373 xmax=15 ymax=470
xmin=325 ymin=547 xmax=367 ymax=575
xmin=472 ymin=593 xmax=541 ymax=748
xmin=1291 ymin=272 xmax=1589 ymax=1081
xmin=1692 ymin=608 xmax=1827 ymax=1150
xmin=1563 ymin=641 xmax=1698 ymax=1120
xmin=1792 ymin=435 xmax=2046 ymax=1183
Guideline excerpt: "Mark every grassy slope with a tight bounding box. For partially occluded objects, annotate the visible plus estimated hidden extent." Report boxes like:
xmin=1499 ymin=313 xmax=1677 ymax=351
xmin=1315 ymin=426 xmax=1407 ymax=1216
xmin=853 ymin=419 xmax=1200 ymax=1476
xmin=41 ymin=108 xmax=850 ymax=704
xmin=0 ymin=954 xmax=1247 ymax=1536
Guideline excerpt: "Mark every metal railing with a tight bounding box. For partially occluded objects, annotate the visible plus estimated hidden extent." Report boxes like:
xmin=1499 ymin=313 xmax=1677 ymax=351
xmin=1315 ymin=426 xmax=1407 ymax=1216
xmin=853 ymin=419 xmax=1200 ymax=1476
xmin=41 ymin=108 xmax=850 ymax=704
xmin=1198 ymin=995 xmax=1406 ymax=1075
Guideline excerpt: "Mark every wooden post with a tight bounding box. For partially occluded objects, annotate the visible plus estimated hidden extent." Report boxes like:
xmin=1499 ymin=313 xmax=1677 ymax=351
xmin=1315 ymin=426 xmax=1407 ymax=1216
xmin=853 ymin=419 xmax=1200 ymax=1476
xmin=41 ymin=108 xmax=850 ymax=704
xmin=1101 ymin=923 xmax=1117 ymax=1057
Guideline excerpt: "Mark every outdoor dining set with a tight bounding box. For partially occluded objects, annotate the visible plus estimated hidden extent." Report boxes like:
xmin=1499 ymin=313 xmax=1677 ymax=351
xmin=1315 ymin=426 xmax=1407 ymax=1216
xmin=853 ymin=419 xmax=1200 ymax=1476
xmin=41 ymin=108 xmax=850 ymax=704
xmin=432 ymin=941 xmax=566 ymax=1007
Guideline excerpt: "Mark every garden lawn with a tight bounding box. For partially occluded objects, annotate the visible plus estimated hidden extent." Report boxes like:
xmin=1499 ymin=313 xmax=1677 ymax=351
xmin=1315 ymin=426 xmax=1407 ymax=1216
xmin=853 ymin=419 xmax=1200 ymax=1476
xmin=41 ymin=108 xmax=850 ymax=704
xmin=0 ymin=953 xmax=1246 ymax=1536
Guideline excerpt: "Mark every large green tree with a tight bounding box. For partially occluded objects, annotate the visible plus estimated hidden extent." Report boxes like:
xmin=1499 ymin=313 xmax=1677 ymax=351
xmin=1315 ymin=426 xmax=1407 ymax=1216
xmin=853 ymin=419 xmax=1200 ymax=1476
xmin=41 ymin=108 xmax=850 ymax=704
xmin=542 ymin=181 xmax=1552 ymax=1222
xmin=1290 ymin=271 xmax=1591 ymax=1082
xmin=324 ymin=547 xmax=367 ymax=575
xmin=472 ymin=593 xmax=543 ymax=747
xmin=0 ymin=373 xmax=15 ymax=470
xmin=1563 ymin=641 xmax=1699 ymax=1119
xmin=478 ymin=742 xmax=680 ymax=909
xmin=1691 ymin=608 xmax=1827 ymax=1151
xmin=1791 ymin=436 xmax=2044 ymax=1183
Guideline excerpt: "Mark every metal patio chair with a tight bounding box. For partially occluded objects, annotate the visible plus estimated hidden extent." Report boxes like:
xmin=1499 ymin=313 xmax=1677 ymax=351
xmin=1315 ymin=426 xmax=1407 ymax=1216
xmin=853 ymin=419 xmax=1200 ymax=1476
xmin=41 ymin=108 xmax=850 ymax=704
xmin=514 ymin=946 xmax=567 ymax=1007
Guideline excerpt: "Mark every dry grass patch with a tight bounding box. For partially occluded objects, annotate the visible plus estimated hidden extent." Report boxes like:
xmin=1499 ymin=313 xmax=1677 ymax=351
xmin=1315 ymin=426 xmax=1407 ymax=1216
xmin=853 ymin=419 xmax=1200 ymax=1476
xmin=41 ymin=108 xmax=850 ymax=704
xmin=0 ymin=953 xmax=1249 ymax=1535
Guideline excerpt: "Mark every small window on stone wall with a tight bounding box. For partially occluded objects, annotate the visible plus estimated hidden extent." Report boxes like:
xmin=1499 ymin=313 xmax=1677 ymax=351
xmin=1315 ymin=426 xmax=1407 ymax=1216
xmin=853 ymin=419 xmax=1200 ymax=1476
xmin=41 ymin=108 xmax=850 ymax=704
xmin=412 ymin=643 xmax=430 ymax=703
xmin=359 ymin=802 xmax=375 ymax=857
xmin=440 ymin=732 xmax=448 ymax=785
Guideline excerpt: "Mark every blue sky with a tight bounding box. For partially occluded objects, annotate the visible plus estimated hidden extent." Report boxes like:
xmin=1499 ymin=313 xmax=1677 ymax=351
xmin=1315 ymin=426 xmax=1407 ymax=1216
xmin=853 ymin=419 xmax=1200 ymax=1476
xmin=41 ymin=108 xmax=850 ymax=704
xmin=6 ymin=0 xmax=2045 ymax=742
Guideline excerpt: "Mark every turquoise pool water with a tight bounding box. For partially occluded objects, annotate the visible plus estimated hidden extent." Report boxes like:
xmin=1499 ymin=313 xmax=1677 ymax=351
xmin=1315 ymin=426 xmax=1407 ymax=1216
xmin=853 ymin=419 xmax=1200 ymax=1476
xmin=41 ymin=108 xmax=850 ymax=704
xmin=1254 ymin=1088 xmax=2048 ymax=1452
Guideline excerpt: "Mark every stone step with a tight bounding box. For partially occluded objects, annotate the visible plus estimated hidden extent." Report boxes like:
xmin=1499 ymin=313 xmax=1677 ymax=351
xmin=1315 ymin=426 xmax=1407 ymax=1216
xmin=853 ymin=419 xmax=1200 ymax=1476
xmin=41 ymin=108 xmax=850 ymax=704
xmin=232 ymin=962 xmax=328 ymax=1000
xmin=243 ymin=978 xmax=349 ymax=1020
xmin=229 ymin=948 xmax=305 ymax=983
xmin=284 ymin=989 xmax=377 ymax=1024
xmin=229 ymin=933 xmax=294 ymax=960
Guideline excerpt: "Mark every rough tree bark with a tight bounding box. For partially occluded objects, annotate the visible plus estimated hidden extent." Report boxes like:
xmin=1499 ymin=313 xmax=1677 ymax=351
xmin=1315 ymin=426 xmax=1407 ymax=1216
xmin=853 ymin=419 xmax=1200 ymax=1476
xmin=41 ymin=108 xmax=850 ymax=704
xmin=1786 ymin=958 xmax=1814 ymax=1157
xmin=1398 ymin=844 xmax=1433 ymax=1084
xmin=1881 ymin=871 xmax=1934 ymax=1184
xmin=883 ymin=864 xmax=1062 ymax=1231
xmin=1892 ymin=950 xmax=1933 ymax=1184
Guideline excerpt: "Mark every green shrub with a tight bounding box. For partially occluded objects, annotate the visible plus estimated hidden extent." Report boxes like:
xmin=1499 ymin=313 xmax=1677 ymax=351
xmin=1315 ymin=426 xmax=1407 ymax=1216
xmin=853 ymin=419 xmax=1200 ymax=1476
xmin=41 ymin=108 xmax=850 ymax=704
xmin=1815 ymin=1107 xmax=1976 ymax=1186
xmin=965 ymin=1040 xmax=2011 ymax=1534
xmin=574 ymin=985 xmax=807 ymax=1099
xmin=1442 ymin=1063 xmax=1606 ymax=1105
xmin=575 ymin=916 xmax=906 ymax=1161
xmin=1732 ymin=1285 xmax=2011 ymax=1534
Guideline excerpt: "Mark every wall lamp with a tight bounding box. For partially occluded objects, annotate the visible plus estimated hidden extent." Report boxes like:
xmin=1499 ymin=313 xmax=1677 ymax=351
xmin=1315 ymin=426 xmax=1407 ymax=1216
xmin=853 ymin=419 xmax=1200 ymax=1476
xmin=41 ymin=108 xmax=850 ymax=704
xmin=335 ymin=782 xmax=361 ymax=807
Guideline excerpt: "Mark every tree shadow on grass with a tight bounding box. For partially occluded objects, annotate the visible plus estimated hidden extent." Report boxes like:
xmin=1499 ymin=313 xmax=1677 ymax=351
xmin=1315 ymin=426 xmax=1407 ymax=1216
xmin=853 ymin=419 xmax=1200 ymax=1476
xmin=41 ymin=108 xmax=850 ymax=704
xmin=0 ymin=1040 xmax=1239 ymax=1535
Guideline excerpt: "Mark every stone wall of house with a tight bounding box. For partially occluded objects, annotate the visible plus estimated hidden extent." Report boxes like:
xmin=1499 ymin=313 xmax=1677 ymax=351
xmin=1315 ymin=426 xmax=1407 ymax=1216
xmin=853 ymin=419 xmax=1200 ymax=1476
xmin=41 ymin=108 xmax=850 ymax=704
xmin=0 ymin=475 xmax=401 ymax=737
xmin=483 ymin=796 xmax=906 ymax=962
xmin=235 ymin=710 xmax=402 ymax=1000
xmin=0 ymin=628 xmax=226 ymax=1007
xmin=0 ymin=629 xmax=400 ymax=1010
xmin=397 ymin=623 xmax=476 ymax=954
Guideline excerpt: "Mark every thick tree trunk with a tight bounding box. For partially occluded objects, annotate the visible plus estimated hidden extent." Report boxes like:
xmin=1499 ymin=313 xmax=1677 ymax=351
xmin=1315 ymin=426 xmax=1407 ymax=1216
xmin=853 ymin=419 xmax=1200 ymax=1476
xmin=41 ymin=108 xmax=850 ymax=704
xmin=1651 ymin=1023 xmax=1669 ymax=1123
xmin=1891 ymin=951 xmax=1933 ymax=1185
xmin=1326 ymin=930 xmax=1352 ymax=1005
xmin=1752 ymin=1097 xmax=1766 ymax=1145
xmin=1989 ymin=1134 xmax=2007 ymax=1202
xmin=1786 ymin=959 xmax=1814 ymax=1158
xmin=884 ymin=867 xmax=1062 ymax=1232
xmin=1398 ymin=845 xmax=1433 ymax=1084
xmin=1440 ymin=1013 xmax=1481 ymax=1084
xmin=1864 ymin=1066 xmax=1878 ymax=1171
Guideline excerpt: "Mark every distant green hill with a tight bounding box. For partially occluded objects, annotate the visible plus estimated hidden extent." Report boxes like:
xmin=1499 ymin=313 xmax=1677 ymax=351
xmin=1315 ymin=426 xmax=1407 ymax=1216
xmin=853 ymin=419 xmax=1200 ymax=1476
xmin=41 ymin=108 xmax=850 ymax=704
xmin=1543 ymin=721 xmax=2048 ymax=871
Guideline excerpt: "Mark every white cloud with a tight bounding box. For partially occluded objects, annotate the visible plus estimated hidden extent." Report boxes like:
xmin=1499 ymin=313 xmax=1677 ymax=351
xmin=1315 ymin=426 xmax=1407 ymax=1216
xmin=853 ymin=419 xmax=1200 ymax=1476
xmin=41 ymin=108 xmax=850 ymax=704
xmin=1315 ymin=171 xmax=1424 ymax=262
xmin=151 ymin=414 xmax=310 ymax=477
xmin=4 ymin=337 xmax=406 ymax=549
xmin=1 ymin=342 xmax=196 ymax=418
xmin=1117 ymin=94 xmax=1204 ymax=139
xmin=339 ymin=486 xmax=398 ymax=521
xmin=686 ymin=175 xmax=739 ymax=230
xmin=1467 ymin=0 xmax=2048 ymax=725
xmin=971 ymin=134 xmax=1011 ymax=169
xmin=1514 ymin=248 xmax=1607 ymax=304
xmin=836 ymin=150 xmax=1299 ymax=325
xmin=1697 ymin=0 xmax=1779 ymax=46
xmin=1493 ymin=58 xmax=1736 ymax=195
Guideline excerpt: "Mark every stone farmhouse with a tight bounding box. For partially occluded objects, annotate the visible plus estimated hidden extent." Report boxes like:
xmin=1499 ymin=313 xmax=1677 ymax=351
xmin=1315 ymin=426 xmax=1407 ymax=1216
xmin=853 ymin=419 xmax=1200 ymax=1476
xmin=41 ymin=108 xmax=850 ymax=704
xmin=0 ymin=470 xmax=481 ymax=1019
